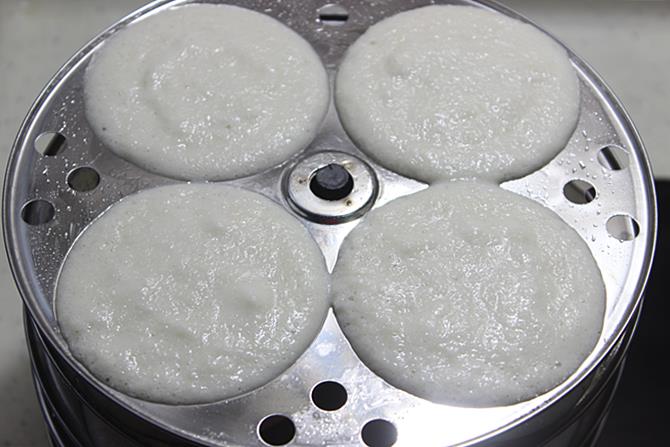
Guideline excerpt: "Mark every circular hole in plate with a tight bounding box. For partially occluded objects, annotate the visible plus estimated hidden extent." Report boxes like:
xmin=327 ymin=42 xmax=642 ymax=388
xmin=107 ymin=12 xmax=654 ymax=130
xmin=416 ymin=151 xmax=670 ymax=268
xmin=607 ymin=214 xmax=640 ymax=241
xmin=317 ymin=4 xmax=349 ymax=25
xmin=310 ymin=164 xmax=354 ymax=201
xmin=258 ymin=414 xmax=296 ymax=446
xmin=311 ymin=380 xmax=348 ymax=411
xmin=361 ymin=419 xmax=398 ymax=447
xmin=597 ymin=145 xmax=629 ymax=171
xmin=34 ymin=131 xmax=66 ymax=156
xmin=21 ymin=199 xmax=55 ymax=225
xmin=67 ymin=166 xmax=100 ymax=192
xmin=563 ymin=179 xmax=596 ymax=204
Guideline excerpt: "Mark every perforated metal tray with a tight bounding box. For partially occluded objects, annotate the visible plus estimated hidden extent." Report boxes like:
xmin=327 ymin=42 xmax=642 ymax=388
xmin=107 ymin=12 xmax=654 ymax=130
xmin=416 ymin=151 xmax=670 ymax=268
xmin=3 ymin=0 xmax=656 ymax=446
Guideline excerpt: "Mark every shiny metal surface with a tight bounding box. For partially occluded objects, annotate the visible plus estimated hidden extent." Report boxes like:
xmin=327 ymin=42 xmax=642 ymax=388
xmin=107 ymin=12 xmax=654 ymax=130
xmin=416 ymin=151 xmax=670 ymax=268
xmin=3 ymin=0 xmax=656 ymax=446
xmin=24 ymin=307 xmax=632 ymax=447
xmin=286 ymin=151 xmax=378 ymax=225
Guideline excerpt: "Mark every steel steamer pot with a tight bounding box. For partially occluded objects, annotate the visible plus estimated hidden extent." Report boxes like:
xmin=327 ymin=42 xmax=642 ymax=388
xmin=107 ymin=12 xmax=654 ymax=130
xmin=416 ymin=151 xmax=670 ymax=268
xmin=3 ymin=0 xmax=656 ymax=446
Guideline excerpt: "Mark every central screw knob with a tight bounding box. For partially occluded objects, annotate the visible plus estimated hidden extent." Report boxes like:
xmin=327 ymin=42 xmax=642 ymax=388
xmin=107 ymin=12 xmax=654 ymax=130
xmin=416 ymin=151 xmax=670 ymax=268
xmin=309 ymin=163 xmax=354 ymax=201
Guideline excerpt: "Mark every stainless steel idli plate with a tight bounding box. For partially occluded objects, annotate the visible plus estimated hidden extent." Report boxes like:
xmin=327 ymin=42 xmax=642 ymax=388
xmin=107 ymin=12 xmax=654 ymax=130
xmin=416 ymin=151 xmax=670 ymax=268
xmin=3 ymin=0 xmax=656 ymax=446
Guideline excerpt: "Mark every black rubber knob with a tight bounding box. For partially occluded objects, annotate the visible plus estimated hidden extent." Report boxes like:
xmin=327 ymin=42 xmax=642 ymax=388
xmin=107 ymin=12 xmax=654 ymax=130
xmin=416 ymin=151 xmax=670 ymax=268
xmin=310 ymin=164 xmax=354 ymax=201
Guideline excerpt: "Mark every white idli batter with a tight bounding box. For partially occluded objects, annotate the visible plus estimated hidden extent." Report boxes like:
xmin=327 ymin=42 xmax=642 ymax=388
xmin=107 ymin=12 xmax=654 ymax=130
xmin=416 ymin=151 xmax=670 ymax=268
xmin=335 ymin=5 xmax=580 ymax=183
xmin=56 ymin=184 xmax=329 ymax=404
xmin=332 ymin=181 xmax=605 ymax=407
xmin=85 ymin=4 xmax=329 ymax=181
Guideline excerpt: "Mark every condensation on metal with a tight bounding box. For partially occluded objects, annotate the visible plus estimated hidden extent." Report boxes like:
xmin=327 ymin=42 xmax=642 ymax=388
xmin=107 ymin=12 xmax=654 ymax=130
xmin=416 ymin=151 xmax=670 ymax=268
xmin=2 ymin=0 xmax=656 ymax=446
